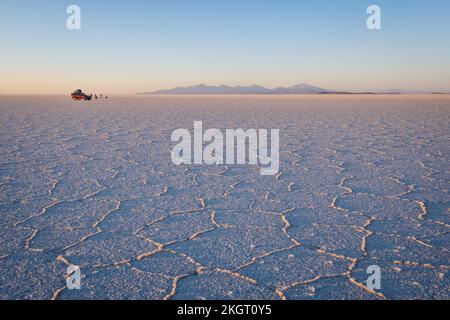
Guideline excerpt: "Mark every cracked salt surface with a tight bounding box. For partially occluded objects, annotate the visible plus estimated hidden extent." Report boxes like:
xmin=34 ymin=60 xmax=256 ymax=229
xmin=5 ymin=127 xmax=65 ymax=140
xmin=0 ymin=95 xmax=449 ymax=300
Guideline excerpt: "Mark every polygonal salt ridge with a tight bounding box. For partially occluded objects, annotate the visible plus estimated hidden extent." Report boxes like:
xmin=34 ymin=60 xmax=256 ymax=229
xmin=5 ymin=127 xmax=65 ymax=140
xmin=351 ymin=256 xmax=449 ymax=300
xmin=137 ymin=211 xmax=217 ymax=245
xmin=168 ymin=225 xmax=295 ymax=270
xmin=335 ymin=193 xmax=424 ymax=220
xmin=168 ymin=269 xmax=280 ymax=300
xmin=63 ymin=231 xmax=159 ymax=268
xmin=58 ymin=264 xmax=174 ymax=300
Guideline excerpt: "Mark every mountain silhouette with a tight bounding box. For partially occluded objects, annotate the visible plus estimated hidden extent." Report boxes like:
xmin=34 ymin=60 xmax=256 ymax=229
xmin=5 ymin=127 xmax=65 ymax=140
xmin=138 ymin=83 xmax=334 ymax=94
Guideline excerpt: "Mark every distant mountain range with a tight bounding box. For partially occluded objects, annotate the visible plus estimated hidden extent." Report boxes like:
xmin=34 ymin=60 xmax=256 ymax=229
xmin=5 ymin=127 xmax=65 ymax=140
xmin=138 ymin=83 xmax=337 ymax=94
xmin=137 ymin=84 xmax=447 ymax=95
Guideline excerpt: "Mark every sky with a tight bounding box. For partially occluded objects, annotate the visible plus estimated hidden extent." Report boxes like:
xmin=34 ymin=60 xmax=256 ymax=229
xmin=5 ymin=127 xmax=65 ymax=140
xmin=0 ymin=0 xmax=449 ymax=94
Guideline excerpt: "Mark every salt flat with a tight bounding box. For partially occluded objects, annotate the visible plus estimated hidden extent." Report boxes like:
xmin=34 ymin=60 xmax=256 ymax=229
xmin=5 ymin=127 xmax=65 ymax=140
xmin=0 ymin=95 xmax=448 ymax=300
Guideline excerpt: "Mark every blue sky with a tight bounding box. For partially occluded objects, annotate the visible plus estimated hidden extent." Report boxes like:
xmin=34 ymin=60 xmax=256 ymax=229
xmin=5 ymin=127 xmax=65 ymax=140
xmin=1 ymin=0 xmax=449 ymax=93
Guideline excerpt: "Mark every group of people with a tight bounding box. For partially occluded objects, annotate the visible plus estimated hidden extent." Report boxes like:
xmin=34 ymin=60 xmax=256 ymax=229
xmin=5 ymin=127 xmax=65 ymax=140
xmin=94 ymin=94 xmax=108 ymax=99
